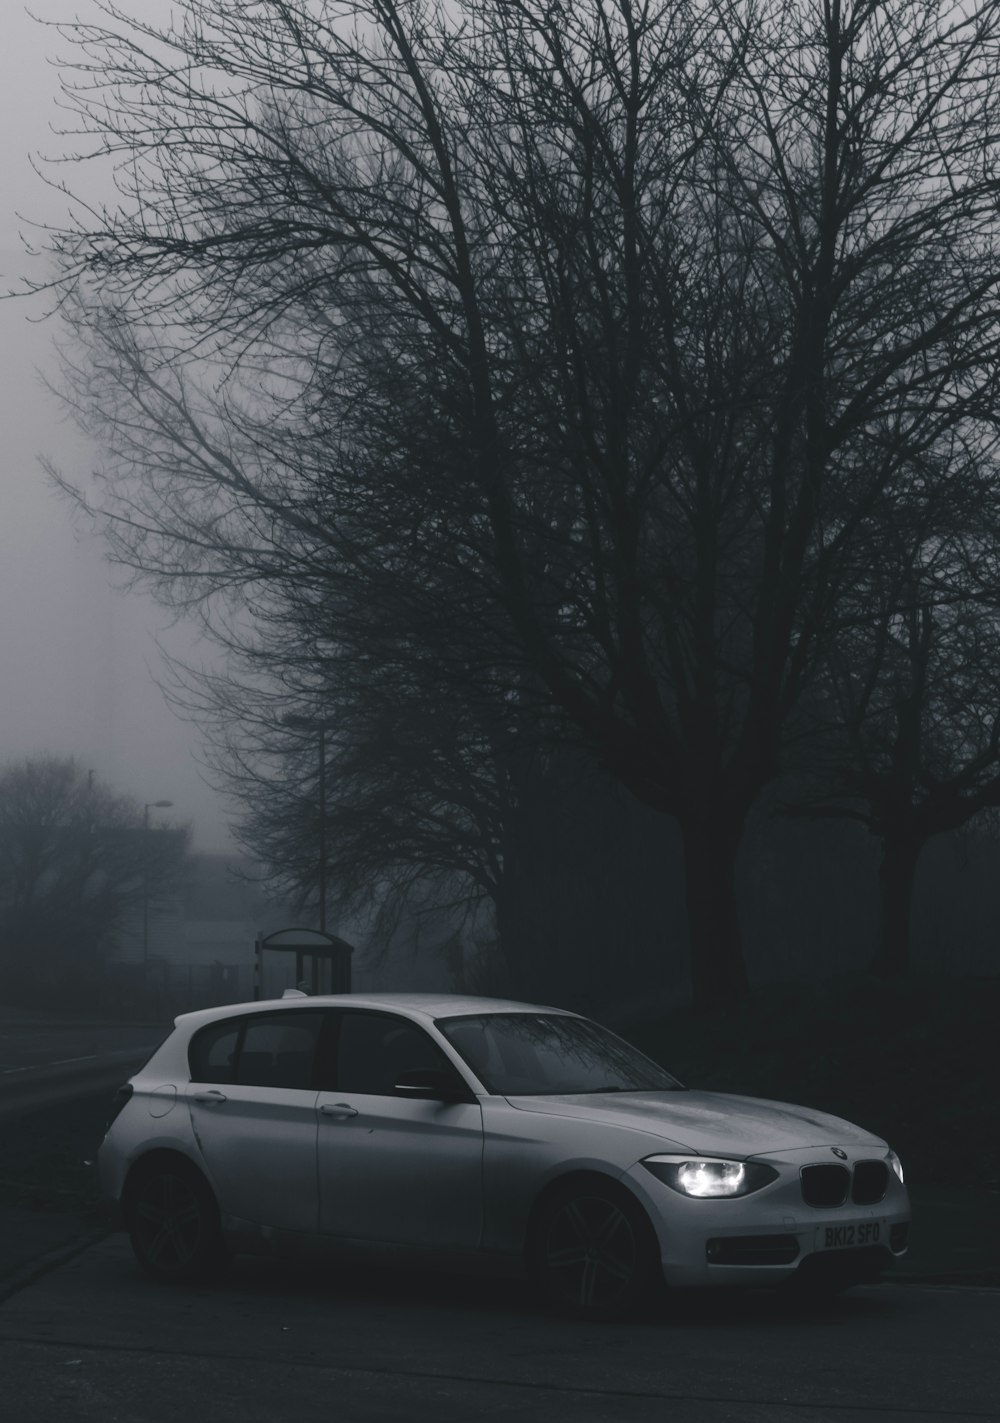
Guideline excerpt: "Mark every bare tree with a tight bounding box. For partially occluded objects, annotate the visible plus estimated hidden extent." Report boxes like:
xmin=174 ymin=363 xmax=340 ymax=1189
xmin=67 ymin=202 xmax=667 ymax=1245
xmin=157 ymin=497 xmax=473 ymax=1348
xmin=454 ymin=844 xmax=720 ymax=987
xmin=32 ymin=0 xmax=1000 ymax=1005
xmin=0 ymin=756 xmax=189 ymax=996
xmin=186 ymin=654 xmax=525 ymax=937
xmin=784 ymin=440 xmax=1000 ymax=975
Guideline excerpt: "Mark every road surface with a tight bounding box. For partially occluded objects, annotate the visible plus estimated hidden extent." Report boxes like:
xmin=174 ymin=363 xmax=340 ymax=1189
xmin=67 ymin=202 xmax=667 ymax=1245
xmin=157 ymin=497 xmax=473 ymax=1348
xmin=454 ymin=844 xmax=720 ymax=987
xmin=0 ymin=1233 xmax=996 ymax=1422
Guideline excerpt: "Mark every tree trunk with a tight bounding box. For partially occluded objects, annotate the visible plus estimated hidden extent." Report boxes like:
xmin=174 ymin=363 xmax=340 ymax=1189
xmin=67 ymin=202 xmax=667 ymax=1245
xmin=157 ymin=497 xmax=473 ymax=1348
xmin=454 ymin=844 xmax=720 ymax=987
xmin=493 ymin=874 xmax=533 ymax=1000
xmin=876 ymin=832 xmax=922 ymax=977
xmin=680 ymin=811 xmax=750 ymax=1010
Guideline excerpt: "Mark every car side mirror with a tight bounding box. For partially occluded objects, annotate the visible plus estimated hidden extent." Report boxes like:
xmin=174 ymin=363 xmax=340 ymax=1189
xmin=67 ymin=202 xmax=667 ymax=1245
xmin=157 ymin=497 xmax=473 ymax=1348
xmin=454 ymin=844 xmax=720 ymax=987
xmin=393 ymin=1069 xmax=469 ymax=1103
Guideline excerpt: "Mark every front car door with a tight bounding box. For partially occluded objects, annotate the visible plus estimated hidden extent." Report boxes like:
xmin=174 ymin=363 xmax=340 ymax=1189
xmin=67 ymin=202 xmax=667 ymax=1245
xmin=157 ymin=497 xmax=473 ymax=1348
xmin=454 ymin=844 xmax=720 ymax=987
xmin=316 ymin=1009 xmax=483 ymax=1251
xmin=186 ymin=1008 xmax=324 ymax=1232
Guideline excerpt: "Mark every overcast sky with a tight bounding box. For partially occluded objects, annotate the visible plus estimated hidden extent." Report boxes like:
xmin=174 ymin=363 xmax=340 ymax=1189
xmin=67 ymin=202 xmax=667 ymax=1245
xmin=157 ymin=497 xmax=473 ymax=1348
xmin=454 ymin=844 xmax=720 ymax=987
xmin=1 ymin=1 xmax=235 ymax=852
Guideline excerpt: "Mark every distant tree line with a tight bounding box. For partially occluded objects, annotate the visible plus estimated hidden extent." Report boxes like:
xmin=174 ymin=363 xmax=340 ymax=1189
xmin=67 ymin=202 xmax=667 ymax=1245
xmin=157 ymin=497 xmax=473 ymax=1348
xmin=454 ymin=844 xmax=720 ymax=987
xmin=0 ymin=757 xmax=187 ymax=1006
xmin=32 ymin=0 xmax=1000 ymax=1006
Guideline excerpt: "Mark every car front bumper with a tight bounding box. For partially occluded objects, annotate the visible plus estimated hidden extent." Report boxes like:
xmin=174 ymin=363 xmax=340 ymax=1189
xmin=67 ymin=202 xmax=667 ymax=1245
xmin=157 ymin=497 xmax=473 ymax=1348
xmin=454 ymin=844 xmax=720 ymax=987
xmin=623 ymin=1149 xmax=911 ymax=1289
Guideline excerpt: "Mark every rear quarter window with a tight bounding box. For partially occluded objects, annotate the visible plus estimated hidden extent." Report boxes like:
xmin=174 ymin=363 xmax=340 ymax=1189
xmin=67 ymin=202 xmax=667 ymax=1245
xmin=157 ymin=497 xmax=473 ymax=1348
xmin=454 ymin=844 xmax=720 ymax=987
xmin=189 ymin=1020 xmax=241 ymax=1083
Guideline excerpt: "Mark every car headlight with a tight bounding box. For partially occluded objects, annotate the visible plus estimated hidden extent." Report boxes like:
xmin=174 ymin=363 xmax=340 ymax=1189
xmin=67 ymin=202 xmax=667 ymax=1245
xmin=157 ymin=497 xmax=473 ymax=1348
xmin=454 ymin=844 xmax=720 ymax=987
xmin=887 ymin=1149 xmax=905 ymax=1184
xmin=641 ymin=1155 xmax=778 ymax=1198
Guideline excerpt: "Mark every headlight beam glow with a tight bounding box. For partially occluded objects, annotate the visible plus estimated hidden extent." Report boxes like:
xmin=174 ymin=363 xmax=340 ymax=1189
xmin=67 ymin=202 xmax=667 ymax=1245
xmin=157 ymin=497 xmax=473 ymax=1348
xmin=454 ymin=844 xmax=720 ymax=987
xmin=641 ymin=1155 xmax=778 ymax=1198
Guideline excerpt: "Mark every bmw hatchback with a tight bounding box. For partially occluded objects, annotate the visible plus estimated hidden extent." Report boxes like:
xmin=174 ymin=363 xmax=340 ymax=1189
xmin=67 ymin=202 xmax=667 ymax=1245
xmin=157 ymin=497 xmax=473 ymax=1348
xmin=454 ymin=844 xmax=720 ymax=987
xmin=98 ymin=993 xmax=911 ymax=1318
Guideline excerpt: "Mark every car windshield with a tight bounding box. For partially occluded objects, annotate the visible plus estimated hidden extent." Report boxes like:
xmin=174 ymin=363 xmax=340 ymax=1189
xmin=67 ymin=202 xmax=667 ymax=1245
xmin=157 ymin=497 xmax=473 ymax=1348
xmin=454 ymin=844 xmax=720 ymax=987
xmin=435 ymin=1013 xmax=684 ymax=1096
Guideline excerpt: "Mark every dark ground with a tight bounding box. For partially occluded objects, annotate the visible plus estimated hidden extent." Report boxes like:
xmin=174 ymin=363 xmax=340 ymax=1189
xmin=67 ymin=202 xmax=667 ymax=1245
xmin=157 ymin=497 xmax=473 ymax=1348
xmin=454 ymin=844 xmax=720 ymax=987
xmin=0 ymin=1094 xmax=112 ymax=1288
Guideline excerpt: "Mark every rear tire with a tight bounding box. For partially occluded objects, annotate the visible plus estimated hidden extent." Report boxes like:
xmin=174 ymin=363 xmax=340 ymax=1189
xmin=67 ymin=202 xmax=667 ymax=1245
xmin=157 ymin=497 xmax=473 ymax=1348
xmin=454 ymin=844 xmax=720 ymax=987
xmin=528 ymin=1178 xmax=659 ymax=1321
xmin=125 ymin=1160 xmax=227 ymax=1284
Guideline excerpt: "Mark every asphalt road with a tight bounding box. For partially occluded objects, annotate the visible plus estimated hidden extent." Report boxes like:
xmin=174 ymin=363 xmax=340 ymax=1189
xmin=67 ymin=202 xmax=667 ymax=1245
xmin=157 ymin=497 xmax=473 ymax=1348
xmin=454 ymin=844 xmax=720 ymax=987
xmin=0 ymin=1017 xmax=162 ymax=1124
xmin=0 ymin=1233 xmax=997 ymax=1423
xmin=0 ymin=1015 xmax=163 ymax=1072
xmin=0 ymin=1021 xmax=160 ymax=1283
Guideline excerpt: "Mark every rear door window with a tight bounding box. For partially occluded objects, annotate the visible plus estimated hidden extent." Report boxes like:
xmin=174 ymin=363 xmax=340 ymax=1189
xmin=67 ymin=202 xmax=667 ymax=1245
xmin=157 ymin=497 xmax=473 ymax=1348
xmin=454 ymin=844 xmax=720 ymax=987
xmin=236 ymin=1012 xmax=325 ymax=1089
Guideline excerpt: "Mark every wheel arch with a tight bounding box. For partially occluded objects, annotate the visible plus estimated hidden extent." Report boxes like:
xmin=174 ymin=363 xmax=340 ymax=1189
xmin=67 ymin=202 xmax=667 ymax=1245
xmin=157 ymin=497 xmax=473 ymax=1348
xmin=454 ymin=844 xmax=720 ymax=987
xmin=522 ymin=1168 xmax=655 ymax=1260
xmin=120 ymin=1147 xmax=216 ymax=1218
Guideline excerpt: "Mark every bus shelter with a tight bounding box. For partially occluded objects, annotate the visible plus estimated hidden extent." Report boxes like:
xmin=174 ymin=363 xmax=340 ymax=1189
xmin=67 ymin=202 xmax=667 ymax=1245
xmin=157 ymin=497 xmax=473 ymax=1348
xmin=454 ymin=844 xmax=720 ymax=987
xmin=253 ymin=927 xmax=353 ymax=998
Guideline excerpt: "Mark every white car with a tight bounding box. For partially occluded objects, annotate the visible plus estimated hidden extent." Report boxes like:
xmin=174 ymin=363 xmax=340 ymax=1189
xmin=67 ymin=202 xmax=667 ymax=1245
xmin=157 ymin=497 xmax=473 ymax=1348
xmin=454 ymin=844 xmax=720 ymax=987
xmin=98 ymin=994 xmax=911 ymax=1318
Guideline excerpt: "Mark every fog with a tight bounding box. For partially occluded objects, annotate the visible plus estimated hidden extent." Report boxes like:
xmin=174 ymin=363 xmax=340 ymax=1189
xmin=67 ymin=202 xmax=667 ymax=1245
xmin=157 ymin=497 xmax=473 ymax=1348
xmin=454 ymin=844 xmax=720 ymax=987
xmin=0 ymin=0 xmax=234 ymax=853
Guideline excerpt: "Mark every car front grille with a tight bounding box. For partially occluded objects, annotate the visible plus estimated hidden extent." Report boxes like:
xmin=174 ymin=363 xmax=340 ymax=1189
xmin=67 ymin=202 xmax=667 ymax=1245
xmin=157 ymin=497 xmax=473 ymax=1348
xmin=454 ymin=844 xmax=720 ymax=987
xmin=800 ymin=1160 xmax=891 ymax=1207
xmin=851 ymin=1160 xmax=889 ymax=1204
xmin=800 ymin=1164 xmax=850 ymax=1206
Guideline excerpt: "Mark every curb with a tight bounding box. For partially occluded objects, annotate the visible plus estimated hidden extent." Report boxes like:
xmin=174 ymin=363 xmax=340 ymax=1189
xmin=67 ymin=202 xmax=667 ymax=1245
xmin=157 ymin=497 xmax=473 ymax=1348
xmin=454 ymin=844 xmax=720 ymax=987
xmin=893 ymin=1280 xmax=1000 ymax=1292
xmin=0 ymin=1227 xmax=111 ymax=1305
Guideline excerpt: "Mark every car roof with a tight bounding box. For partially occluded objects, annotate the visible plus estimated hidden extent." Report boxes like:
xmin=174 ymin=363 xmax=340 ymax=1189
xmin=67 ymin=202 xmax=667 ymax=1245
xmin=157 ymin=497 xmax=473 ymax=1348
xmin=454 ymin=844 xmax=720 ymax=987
xmin=173 ymin=992 xmax=574 ymax=1032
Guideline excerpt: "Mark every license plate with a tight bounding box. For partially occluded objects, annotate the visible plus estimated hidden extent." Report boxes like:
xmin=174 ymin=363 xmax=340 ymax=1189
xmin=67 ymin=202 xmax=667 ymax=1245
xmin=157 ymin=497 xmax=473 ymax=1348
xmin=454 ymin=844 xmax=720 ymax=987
xmin=817 ymin=1221 xmax=883 ymax=1250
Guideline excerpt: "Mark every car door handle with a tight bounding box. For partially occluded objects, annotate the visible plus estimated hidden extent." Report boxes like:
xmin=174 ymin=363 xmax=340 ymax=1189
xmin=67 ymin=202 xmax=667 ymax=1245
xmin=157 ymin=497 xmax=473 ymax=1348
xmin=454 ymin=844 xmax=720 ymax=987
xmin=192 ymin=1089 xmax=228 ymax=1104
xmin=320 ymin=1102 xmax=358 ymax=1119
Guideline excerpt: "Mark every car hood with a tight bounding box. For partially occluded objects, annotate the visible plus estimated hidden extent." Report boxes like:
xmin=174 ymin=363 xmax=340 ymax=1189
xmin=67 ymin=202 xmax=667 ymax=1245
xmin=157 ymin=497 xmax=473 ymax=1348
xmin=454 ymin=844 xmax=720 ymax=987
xmin=503 ymin=1090 xmax=885 ymax=1157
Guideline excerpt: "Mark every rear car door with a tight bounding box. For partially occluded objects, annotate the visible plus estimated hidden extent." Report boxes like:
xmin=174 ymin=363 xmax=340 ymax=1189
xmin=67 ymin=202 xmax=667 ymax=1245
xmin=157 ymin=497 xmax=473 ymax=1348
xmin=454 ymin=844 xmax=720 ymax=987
xmin=316 ymin=1010 xmax=484 ymax=1250
xmin=186 ymin=1009 xmax=324 ymax=1232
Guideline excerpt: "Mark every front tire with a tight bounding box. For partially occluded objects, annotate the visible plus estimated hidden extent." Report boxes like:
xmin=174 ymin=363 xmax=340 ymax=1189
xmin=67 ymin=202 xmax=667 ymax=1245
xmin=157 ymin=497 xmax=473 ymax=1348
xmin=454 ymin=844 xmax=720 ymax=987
xmin=125 ymin=1160 xmax=227 ymax=1284
xmin=528 ymin=1179 xmax=659 ymax=1320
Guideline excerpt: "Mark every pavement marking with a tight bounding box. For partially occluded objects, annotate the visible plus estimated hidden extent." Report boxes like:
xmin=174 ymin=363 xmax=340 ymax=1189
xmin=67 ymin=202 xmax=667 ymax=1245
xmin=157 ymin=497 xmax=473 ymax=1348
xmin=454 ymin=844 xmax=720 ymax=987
xmin=0 ymin=1056 xmax=101 ymax=1075
xmin=0 ymin=1229 xmax=111 ymax=1305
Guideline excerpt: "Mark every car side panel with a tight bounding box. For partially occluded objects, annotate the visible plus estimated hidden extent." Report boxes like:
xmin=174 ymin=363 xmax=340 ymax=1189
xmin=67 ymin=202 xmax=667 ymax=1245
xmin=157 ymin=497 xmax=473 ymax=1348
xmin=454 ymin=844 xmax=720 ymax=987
xmin=478 ymin=1099 xmax=682 ymax=1257
xmin=317 ymin=1093 xmax=484 ymax=1248
xmin=186 ymin=1082 xmax=320 ymax=1231
xmin=98 ymin=1072 xmax=204 ymax=1207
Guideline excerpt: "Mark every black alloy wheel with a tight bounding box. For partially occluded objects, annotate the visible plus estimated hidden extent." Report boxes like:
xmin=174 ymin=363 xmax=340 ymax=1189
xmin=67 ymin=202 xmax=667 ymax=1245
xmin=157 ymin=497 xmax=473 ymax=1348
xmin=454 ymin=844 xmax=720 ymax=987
xmin=530 ymin=1181 xmax=657 ymax=1320
xmin=126 ymin=1163 xmax=227 ymax=1284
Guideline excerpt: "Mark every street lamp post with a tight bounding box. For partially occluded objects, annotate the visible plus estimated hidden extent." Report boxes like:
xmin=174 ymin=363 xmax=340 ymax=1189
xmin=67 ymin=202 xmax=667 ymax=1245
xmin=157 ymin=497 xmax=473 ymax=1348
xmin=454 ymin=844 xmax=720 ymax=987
xmin=317 ymin=725 xmax=327 ymax=933
xmin=283 ymin=716 xmax=334 ymax=933
xmin=142 ymin=799 xmax=174 ymax=968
